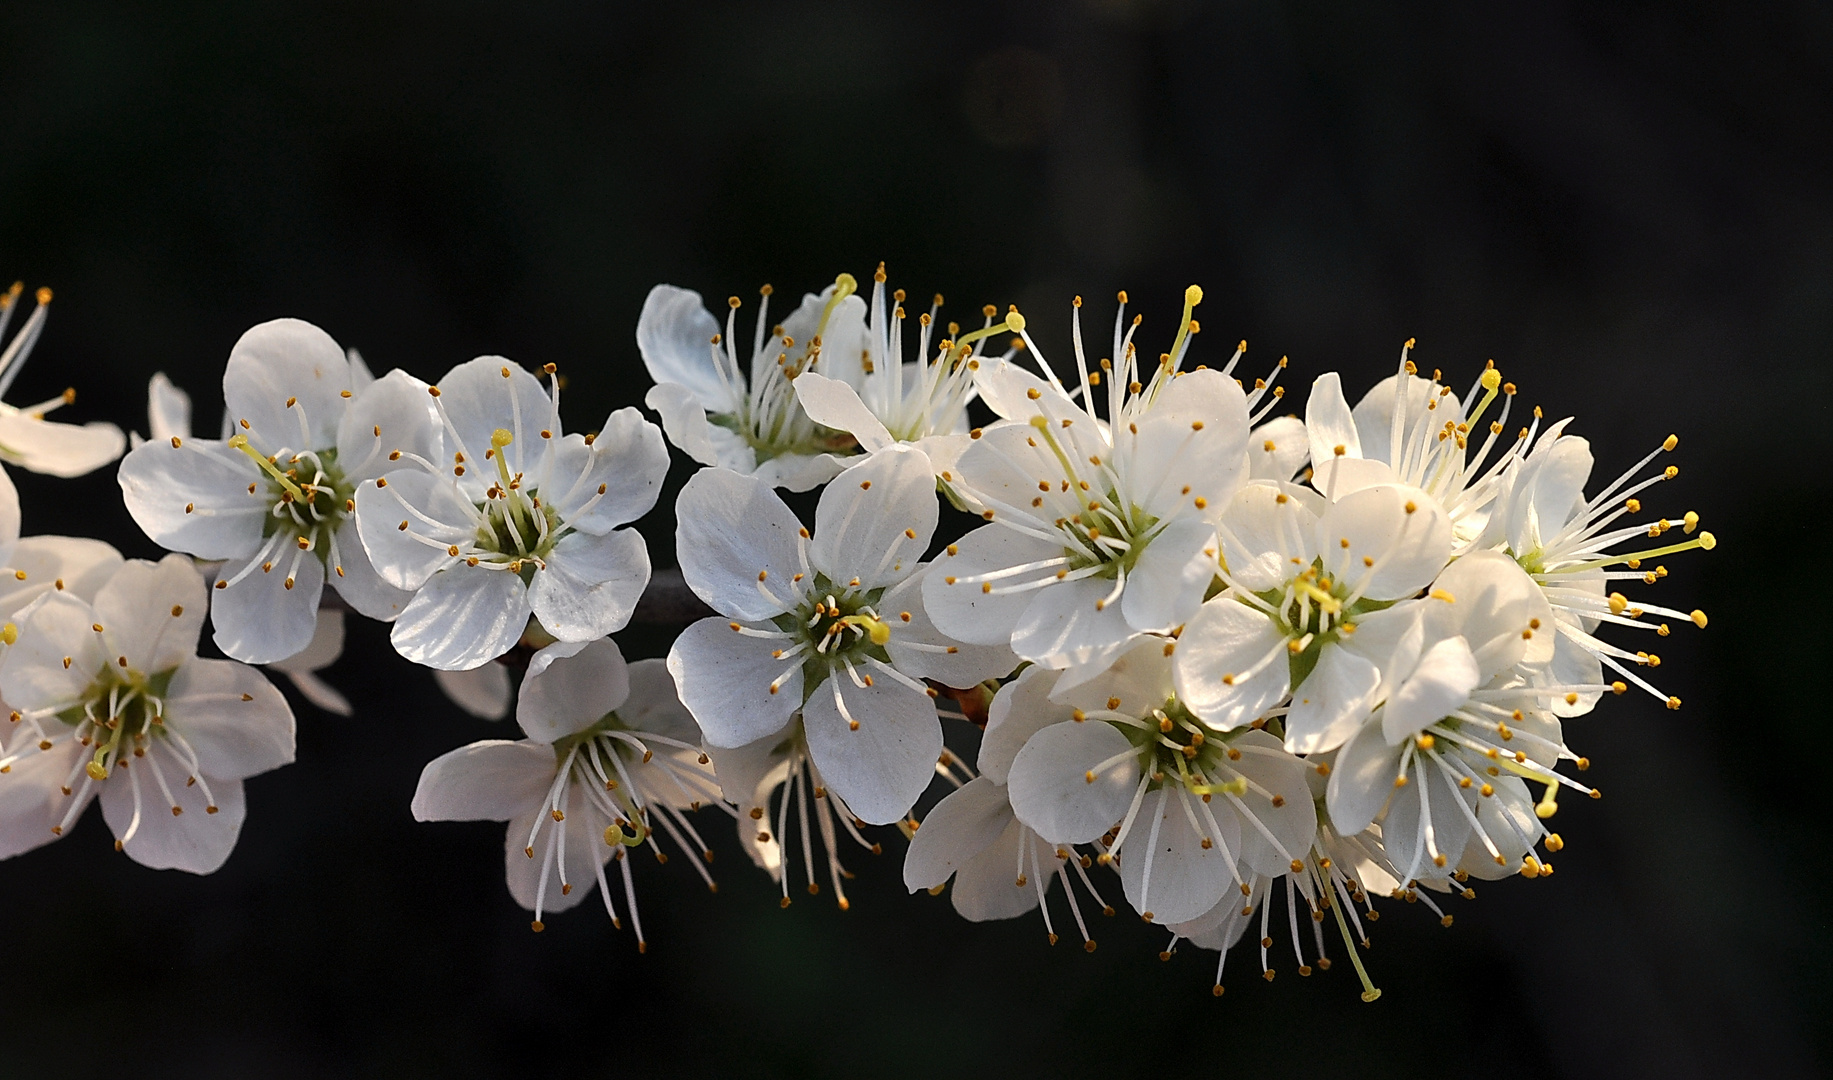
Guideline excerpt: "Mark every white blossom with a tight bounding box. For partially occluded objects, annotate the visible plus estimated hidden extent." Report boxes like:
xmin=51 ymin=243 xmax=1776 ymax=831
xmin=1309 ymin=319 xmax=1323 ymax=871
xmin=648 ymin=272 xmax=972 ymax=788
xmin=412 ymin=639 xmax=723 ymax=943
xmin=639 ymin=277 xmax=867 ymax=491
xmin=924 ymin=290 xmax=1255 ymax=684
xmin=0 ymin=555 xmax=295 ymax=872
xmin=669 ymin=446 xmax=1011 ymax=827
xmin=118 ymin=319 xmax=438 ymax=663
xmin=1173 ymin=481 xmax=1453 ymax=752
xmin=354 ymin=357 xmax=667 ymax=670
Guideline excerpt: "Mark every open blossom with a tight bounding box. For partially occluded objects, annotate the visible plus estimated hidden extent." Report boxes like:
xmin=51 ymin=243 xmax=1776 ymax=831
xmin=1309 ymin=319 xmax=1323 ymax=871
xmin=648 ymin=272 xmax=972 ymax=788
xmin=0 ymin=555 xmax=295 ymax=872
xmin=412 ymin=639 xmax=722 ymax=943
xmin=669 ymin=446 xmax=1012 ymax=827
xmin=354 ymin=357 xmax=668 ymax=670
xmin=924 ymin=290 xmax=1253 ymax=684
xmin=997 ymin=640 xmax=1317 ymax=926
xmin=1173 ymin=480 xmax=1453 ymax=752
xmin=639 ymin=277 xmax=867 ymax=491
xmin=118 ymin=319 xmax=439 ymax=663
xmin=0 ymin=283 xmax=125 ymax=479
xmin=793 ymin=266 xmax=994 ymax=481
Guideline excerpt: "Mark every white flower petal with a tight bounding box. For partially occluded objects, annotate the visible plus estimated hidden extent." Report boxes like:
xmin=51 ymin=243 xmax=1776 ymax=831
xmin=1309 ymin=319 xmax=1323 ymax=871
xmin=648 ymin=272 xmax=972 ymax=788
xmin=1382 ymin=760 xmax=1472 ymax=883
xmin=1006 ymin=719 xmax=1139 ymax=844
xmin=1507 ymin=435 xmax=1593 ymax=554
xmin=880 ymin=572 xmax=1018 ymax=690
xmin=434 ymin=664 xmax=513 ymax=720
xmin=1283 ymin=642 xmax=1380 ymax=755
xmin=809 ymin=445 xmax=936 ymax=589
xmin=389 ymin=565 xmax=531 ymax=671
xmin=95 ymin=555 xmax=207 ymax=675
xmin=1424 ymin=551 xmax=1553 ymax=675
xmin=978 ymin=665 xmax=1065 ymax=784
xmin=1225 ymin=729 xmax=1319 ymax=878
xmin=1304 ymin=371 xmax=1361 ymax=468
xmin=1051 ymin=635 xmax=1177 ymax=716
xmin=222 ymin=319 xmax=350 ymax=453
xmin=1315 ymin=483 xmax=1451 ymax=601
xmin=334 ymin=369 xmax=441 ymax=475
xmin=702 ymin=718 xmax=796 ymax=821
xmin=101 ymin=769 xmax=246 ymax=874
xmin=1129 ymin=369 xmax=1250 ymax=522
xmin=353 ymin=469 xmax=475 ymax=592
xmin=949 ymin=815 xmax=1057 ymax=922
xmin=210 ymin=547 xmax=324 ymax=665
xmin=1324 ymin=716 xmax=1402 ymax=835
xmin=903 ymin=775 xmax=1012 ymax=891
xmin=165 ymin=657 xmax=296 ymax=780
xmin=529 ymin=527 xmax=648 ymax=642
xmin=412 ymin=739 xmax=561 ymax=821
xmin=0 ymin=412 xmax=124 ymax=478
xmin=516 ymin=637 xmax=629 ymax=744
xmin=636 ymin=285 xmax=735 ymax=412
xmin=922 ymin=523 xmax=1061 ymax=647
xmin=0 ymin=535 xmax=122 ymax=615
xmin=147 ymin=373 xmax=193 ymax=443
xmin=0 ymin=741 xmax=82 ymax=859
xmin=666 ymin=616 xmax=801 ymax=749
xmin=1214 ymin=482 xmax=1318 ymax=591
xmin=1120 ymin=516 xmax=1215 ymax=633
xmin=1380 ymin=636 xmax=1480 ymax=744
xmin=801 ymin=674 xmax=941 ymax=826
xmin=1118 ymin=786 xmax=1235 ymax=925
xmin=1009 ymin=574 xmax=1137 ymax=670
xmin=117 ymin=438 xmax=266 ymax=560
xmin=436 ymin=357 xmax=554 ymax=496
xmin=1351 ymin=372 xmax=1450 ymax=467
xmin=327 ymin=517 xmax=414 ymax=621
xmin=1247 ymin=415 xmax=1309 ymax=481
xmin=2 ymin=592 xmax=104 ymax=710
xmin=794 ymin=371 xmax=894 ymax=452
xmin=749 ymin=451 xmax=848 ymax=493
xmin=644 ymin=382 xmax=729 ymax=468
xmin=676 ymin=467 xmax=807 ymax=619
xmin=503 ymin=801 xmax=609 ymax=915
xmin=620 ymin=657 xmax=703 ymax=747
xmin=281 ymin=670 xmax=351 ymax=717
xmin=544 ymin=409 xmax=669 ymax=534
xmin=1173 ymin=595 xmax=1292 ymax=731
xmin=270 ymin=607 xmax=345 ymax=674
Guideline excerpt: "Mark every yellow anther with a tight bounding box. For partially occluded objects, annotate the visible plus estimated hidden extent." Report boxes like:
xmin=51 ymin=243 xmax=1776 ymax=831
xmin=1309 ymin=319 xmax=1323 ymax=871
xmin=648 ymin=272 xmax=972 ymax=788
xmin=1662 ymin=434 xmax=1678 ymax=451
xmin=1690 ymin=609 xmax=1708 ymax=628
xmin=1682 ymin=510 xmax=1699 ymax=534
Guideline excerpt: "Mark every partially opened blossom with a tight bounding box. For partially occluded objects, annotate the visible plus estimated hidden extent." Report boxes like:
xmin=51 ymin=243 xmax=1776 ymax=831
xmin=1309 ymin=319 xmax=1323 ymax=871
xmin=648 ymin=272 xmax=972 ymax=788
xmin=1483 ymin=425 xmax=1714 ymax=716
xmin=1173 ymin=481 xmax=1453 ymax=752
xmin=412 ymin=639 xmax=723 ymax=944
xmin=793 ymin=266 xmax=995 ymax=481
xmin=1303 ymin=345 xmax=1522 ymax=548
xmin=119 ymin=319 xmax=440 ymax=663
xmin=0 ymin=555 xmax=294 ymax=871
xmin=639 ymin=277 xmax=867 ymax=491
xmin=0 ymin=283 xmax=125 ymax=479
xmin=354 ymin=357 xmax=668 ymax=670
xmin=669 ymin=446 xmax=1012 ymax=827
xmin=924 ymin=291 xmax=1253 ymax=682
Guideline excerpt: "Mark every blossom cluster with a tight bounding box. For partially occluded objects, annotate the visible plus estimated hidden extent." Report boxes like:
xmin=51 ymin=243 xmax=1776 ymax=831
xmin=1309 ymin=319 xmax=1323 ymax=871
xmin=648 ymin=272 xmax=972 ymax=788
xmin=0 ymin=266 xmax=1712 ymax=998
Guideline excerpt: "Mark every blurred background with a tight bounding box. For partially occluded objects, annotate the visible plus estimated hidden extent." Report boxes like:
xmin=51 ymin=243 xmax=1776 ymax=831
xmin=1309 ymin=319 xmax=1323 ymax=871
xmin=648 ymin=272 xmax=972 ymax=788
xmin=0 ymin=1 xmax=1824 ymax=1077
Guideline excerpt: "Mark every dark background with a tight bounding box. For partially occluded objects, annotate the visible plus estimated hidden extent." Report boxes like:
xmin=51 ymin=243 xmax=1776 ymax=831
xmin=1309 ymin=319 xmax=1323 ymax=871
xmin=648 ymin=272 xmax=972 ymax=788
xmin=0 ymin=2 xmax=1823 ymax=1077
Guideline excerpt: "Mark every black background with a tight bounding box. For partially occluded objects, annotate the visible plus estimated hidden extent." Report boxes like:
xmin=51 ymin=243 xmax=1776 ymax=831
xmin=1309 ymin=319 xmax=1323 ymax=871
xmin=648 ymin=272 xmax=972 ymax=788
xmin=0 ymin=2 xmax=1823 ymax=1077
